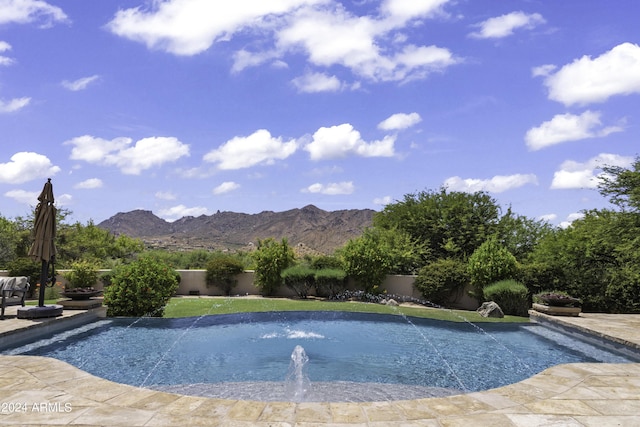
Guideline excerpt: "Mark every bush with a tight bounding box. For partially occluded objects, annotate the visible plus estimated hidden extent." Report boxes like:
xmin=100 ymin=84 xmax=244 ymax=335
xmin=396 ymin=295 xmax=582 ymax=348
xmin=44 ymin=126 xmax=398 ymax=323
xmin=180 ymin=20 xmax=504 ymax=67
xmin=7 ymin=257 xmax=42 ymax=298
xmin=205 ymin=255 xmax=245 ymax=296
xmin=64 ymin=259 xmax=100 ymax=290
xmin=483 ymin=279 xmax=529 ymax=316
xmin=281 ymin=265 xmax=315 ymax=298
xmin=314 ymin=268 xmax=347 ymax=298
xmin=103 ymin=257 xmax=179 ymax=317
xmin=414 ymin=258 xmax=469 ymax=306
xmin=252 ymin=238 xmax=294 ymax=296
xmin=309 ymin=255 xmax=343 ymax=270
xmin=468 ymin=237 xmax=517 ymax=302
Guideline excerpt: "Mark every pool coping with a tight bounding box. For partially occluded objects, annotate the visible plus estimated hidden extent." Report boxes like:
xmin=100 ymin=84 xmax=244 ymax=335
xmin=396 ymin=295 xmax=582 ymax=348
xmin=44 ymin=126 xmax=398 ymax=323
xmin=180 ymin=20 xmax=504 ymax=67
xmin=1 ymin=307 xmax=639 ymax=426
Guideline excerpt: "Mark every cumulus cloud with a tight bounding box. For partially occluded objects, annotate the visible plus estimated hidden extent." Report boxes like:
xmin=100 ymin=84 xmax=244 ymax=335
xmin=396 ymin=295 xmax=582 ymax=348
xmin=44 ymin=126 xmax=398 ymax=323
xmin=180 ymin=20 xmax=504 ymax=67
xmin=538 ymin=213 xmax=557 ymax=222
xmin=469 ymin=11 xmax=545 ymax=39
xmin=291 ymin=71 xmax=343 ymax=93
xmin=213 ymin=181 xmax=241 ymax=195
xmin=61 ymin=75 xmax=100 ymax=91
xmin=373 ymin=195 xmax=392 ymax=205
xmin=0 ymin=97 xmax=30 ymax=113
xmin=377 ymin=112 xmax=421 ymax=131
xmin=302 ymin=181 xmax=354 ymax=195
xmin=542 ymin=42 xmax=640 ymax=106
xmin=443 ymin=173 xmax=538 ymax=193
xmin=0 ymin=0 xmax=69 ymax=27
xmin=155 ymin=191 xmax=177 ymax=200
xmin=203 ymin=129 xmax=298 ymax=170
xmin=550 ymin=153 xmax=634 ymax=190
xmin=73 ymin=178 xmax=103 ymax=189
xmin=157 ymin=204 xmax=210 ymax=222
xmin=0 ymin=152 xmax=60 ymax=184
xmin=525 ymin=111 xmax=624 ymax=150
xmin=4 ymin=189 xmax=38 ymax=205
xmin=107 ymin=0 xmax=459 ymax=84
xmin=559 ymin=212 xmax=585 ymax=229
xmin=305 ymin=123 xmax=395 ymax=160
xmin=65 ymin=135 xmax=190 ymax=175
xmin=0 ymin=41 xmax=15 ymax=66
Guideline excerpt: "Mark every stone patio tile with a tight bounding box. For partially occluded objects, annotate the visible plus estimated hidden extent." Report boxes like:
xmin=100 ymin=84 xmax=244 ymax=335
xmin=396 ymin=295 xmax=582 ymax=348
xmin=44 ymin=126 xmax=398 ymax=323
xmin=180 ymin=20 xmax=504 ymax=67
xmin=586 ymin=386 xmax=640 ymax=399
xmin=524 ymin=399 xmax=602 ymax=416
xmin=360 ymin=401 xmax=404 ymax=422
xmin=492 ymin=383 xmax=554 ymax=404
xmin=144 ymin=412 xmax=218 ymax=427
xmin=445 ymin=395 xmax=496 ymax=413
xmin=127 ymin=391 xmax=183 ymax=411
xmin=574 ymin=416 xmax=640 ymax=427
xmin=583 ymin=399 xmax=640 ymax=415
xmin=466 ymin=391 xmax=522 ymax=410
xmin=157 ymin=395 xmax=207 ymax=414
xmin=417 ymin=398 xmax=466 ymax=417
xmin=328 ymin=402 xmax=366 ymax=423
xmin=226 ymin=400 xmax=266 ymax=421
xmin=55 ymin=378 xmax=128 ymax=403
xmin=258 ymin=401 xmax=296 ymax=422
xmin=519 ymin=373 xmax=581 ymax=393
xmin=0 ymin=405 xmax=88 ymax=425
xmin=393 ymin=399 xmax=438 ymax=419
xmin=70 ymin=405 xmax=155 ymax=426
xmin=550 ymin=386 xmax=610 ymax=400
xmin=506 ymin=414 xmax=583 ymax=426
xmin=439 ymin=413 xmax=516 ymax=427
xmin=369 ymin=420 xmax=440 ymax=427
xmin=295 ymin=402 xmax=332 ymax=423
xmin=189 ymin=398 xmax=235 ymax=418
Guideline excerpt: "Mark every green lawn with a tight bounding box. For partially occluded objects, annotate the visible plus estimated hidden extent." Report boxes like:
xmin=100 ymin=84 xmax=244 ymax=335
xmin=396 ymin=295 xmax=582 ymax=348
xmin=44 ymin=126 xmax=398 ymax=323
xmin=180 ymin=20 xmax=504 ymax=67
xmin=162 ymin=296 xmax=529 ymax=323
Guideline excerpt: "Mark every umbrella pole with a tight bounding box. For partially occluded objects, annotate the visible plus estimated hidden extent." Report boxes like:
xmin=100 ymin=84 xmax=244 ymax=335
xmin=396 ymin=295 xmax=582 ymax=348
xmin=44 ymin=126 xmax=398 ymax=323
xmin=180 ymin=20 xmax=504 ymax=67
xmin=38 ymin=260 xmax=48 ymax=307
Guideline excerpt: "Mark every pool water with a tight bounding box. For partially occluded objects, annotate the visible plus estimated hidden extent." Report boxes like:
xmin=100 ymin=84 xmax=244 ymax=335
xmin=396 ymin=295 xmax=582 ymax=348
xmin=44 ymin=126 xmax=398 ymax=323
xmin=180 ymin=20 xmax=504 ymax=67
xmin=3 ymin=311 xmax=633 ymax=400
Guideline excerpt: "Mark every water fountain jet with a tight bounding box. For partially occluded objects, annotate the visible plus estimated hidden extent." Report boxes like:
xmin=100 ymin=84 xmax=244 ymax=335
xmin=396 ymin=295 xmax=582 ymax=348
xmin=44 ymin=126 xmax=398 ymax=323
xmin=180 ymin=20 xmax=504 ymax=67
xmin=285 ymin=345 xmax=311 ymax=402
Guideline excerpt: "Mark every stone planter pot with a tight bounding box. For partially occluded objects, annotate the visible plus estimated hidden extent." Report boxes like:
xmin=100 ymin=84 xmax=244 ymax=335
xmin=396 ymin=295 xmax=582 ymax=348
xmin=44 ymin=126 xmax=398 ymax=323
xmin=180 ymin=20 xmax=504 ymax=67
xmin=62 ymin=289 xmax=103 ymax=300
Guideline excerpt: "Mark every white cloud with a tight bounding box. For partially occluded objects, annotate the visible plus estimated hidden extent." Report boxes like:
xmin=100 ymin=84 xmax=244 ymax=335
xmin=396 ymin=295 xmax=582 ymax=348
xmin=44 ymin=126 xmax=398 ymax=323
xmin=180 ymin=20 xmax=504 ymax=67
xmin=377 ymin=112 xmax=421 ymax=130
xmin=373 ymin=195 xmax=392 ymax=205
xmin=61 ymin=75 xmax=100 ymax=91
xmin=0 ymin=40 xmax=15 ymax=66
xmin=543 ymin=42 xmax=640 ymax=106
xmin=559 ymin=212 xmax=585 ymax=229
xmin=0 ymin=152 xmax=60 ymax=184
xmin=4 ymin=189 xmax=38 ymax=205
xmin=538 ymin=213 xmax=557 ymax=222
xmin=73 ymin=178 xmax=103 ymax=189
xmin=0 ymin=0 xmax=69 ymax=27
xmin=531 ymin=64 xmax=556 ymax=78
xmin=443 ymin=173 xmax=538 ymax=193
xmin=213 ymin=181 xmax=241 ymax=195
xmin=203 ymin=129 xmax=298 ymax=170
xmin=303 ymin=181 xmax=354 ymax=195
xmin=550 ymin=153 xmax=634 ymax=189
xmin=305 ymin=123 xmax=395 ymax=160
xmin=525 ymin=111 xmax=623 ymax=150
xmin=157 ymin=204 xmax=210 ymax=222
xmin=291 ymin=71 xmax=343 ymax=93
xmin=469 ymin=11 xmax=545 ymax=39
xmin=155 ymin=191 xmax=177 ymax=201
xmin=0 ymin=97 xmax=30 ymax=113
xmin=108 ymin=0 xmax=459 ymax=84
xmin=65 ymin=135 xmax=190 ymax=175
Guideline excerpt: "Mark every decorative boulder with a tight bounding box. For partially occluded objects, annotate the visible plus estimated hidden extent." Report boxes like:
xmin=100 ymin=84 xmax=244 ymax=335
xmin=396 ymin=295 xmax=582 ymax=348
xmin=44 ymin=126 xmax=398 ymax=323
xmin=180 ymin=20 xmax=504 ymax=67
xmin=385 ymin=298 xmax=399 ymax=307
xmin=477 ymin=301 xmax=504 ymax=318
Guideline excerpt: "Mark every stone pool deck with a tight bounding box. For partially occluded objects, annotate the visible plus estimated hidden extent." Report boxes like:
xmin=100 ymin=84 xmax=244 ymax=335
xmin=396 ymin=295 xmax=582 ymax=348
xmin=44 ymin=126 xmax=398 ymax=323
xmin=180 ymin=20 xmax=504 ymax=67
xmin=1 ymin=306 xmax=639 ymax=426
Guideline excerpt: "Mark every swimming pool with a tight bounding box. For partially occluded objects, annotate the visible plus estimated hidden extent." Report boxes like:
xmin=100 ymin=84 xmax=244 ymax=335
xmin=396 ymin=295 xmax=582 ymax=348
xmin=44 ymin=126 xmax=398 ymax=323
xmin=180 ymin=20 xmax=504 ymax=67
xmin=3 ymin=311 xmax=634 ymax=401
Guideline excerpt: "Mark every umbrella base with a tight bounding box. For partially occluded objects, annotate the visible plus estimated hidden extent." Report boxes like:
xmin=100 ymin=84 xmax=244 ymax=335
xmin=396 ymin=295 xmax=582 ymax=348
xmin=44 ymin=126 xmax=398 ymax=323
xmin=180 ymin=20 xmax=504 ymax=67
xmin=17 ymin=305 xmax=63 ymax=319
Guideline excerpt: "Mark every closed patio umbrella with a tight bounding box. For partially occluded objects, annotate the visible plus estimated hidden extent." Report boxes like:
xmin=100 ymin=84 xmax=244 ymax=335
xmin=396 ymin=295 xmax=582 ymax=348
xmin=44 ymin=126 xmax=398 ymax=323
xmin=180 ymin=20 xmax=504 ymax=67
xmin=28 ymin=178 xmax=57 ymax=307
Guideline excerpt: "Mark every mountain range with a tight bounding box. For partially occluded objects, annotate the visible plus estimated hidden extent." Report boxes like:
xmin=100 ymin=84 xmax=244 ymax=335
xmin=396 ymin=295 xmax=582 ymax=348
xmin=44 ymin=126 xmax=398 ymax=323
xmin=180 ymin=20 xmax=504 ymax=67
xmin=97 ymin=205 xmax=375 ymax=254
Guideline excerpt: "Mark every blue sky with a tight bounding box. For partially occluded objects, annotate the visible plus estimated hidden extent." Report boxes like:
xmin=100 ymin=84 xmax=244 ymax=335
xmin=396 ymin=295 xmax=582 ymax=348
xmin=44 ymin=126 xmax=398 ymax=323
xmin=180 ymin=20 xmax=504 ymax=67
xmin=1 ymin=0 xmax=638 ymax=227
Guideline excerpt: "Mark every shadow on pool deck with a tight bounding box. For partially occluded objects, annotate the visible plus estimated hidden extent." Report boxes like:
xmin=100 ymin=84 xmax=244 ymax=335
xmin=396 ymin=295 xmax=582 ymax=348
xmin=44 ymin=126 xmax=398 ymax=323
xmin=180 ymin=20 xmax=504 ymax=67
xmin=1 ymin=305 xmax=639 ymax=426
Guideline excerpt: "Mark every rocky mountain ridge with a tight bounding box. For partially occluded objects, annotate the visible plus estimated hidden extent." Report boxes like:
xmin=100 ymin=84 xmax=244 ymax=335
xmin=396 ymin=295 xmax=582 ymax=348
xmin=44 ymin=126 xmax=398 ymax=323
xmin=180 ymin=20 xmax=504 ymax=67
xmin=97 ymin=204 xmax=375 ymax=254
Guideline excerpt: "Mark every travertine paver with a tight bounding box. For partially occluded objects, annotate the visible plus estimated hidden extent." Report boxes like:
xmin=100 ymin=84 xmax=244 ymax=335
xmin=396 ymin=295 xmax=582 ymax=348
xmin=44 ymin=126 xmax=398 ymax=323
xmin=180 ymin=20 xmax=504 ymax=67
xmin=0 ymin=305 xmax=639 ymax=426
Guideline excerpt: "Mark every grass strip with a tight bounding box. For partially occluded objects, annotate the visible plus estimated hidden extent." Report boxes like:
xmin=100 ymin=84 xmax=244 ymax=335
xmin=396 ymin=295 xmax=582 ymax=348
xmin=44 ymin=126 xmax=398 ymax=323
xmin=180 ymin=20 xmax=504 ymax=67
xmin=163 ymin=296 xmax=529 ymax=323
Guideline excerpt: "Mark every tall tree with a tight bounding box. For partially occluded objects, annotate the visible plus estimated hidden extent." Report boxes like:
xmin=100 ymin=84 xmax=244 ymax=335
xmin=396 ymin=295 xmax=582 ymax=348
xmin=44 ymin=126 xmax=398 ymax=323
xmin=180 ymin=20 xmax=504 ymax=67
xmin=598 ymin=156 xmax=640 ymax=212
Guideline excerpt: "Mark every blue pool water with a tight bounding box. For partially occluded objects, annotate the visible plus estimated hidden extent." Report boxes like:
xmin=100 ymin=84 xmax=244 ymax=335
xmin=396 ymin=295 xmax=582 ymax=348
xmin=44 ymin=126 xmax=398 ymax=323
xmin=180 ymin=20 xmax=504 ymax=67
xmin=3 ymin=311 xmax=634 ymax=400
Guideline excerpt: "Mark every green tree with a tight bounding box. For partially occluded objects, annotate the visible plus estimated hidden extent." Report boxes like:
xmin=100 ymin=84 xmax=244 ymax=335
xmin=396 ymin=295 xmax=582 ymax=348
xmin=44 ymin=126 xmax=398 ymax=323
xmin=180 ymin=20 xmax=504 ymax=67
xmin=205 ymin=254 xmax=245 ymax=295
xmin=497 ymin=208 xmax=554 ymax=261
xmin=339 ymin=228 xmax=393 ymax=293
xmin=252 ymin=238 xmax=294 ymax=296
xmin=468 ymin=237 xmax=517 ymax=302
xmin=374 ymin=188 xmax=501 ymax=262
xmin=414 ymin=258 xmax=469 ymax=306
xmin=598 ymin=156 xmax=640 ymax=212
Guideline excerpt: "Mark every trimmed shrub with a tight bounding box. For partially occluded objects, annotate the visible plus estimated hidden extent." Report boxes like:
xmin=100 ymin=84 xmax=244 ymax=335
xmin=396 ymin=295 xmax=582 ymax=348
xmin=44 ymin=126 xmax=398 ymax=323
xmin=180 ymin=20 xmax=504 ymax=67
xmin=205 ymin=255 xmax=245 ymax=296
xmin=483 ymin=279 xmax=529 ymax=316
xmin=104 ymin=257 xmax=179 ymax=317
xmin=414 ymin=258 xmax=469 ymax=306
xmin=314 ymin=268 xmax=347 ymax=298
xmin=7 ymin=257 xmax=42 ymax=298
xmin=281 ymin=264 xmax=315 ymax=298
xmin=252 ymin=238 xmax=294 ymax=296
xmin=309 ymin=255 xmax=343 ymax=270
xmin=64 ymin=259 xmax=100 ymax=290
xmin=468 ymin=237 xmax=517 ymax=302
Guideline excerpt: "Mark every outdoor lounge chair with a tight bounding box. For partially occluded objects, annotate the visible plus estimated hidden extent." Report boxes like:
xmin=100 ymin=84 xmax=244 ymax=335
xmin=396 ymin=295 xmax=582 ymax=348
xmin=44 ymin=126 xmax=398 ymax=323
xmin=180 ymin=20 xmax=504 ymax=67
xmin=0 ymin=276 xmax=30 ymax=319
